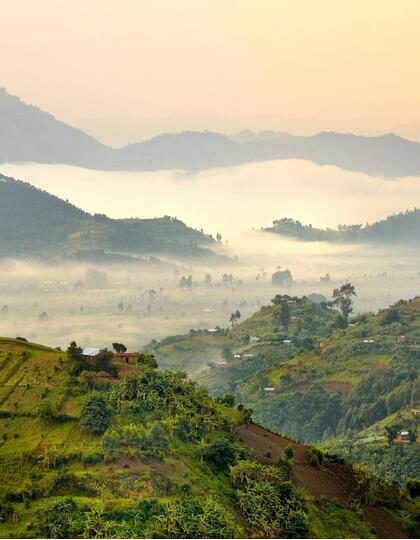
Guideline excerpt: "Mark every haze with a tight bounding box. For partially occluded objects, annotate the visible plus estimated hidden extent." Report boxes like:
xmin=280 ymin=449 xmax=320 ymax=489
xmin=3 ymin=160 xmax=420 ymax=250
xmin=3 ymin=0 xmax=420 ymax=144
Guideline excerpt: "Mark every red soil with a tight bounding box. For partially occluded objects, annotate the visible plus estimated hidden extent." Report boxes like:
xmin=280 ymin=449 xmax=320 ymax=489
xmin=235 ymin=423 xmax=407 ymax=538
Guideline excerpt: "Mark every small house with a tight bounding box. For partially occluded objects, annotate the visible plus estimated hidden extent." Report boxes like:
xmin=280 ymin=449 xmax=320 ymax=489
xmin=264 ymin=387 xmax=276 ymax=394
xmin=114 ymin=352 xmax=140 ymax=364
xmin=82 ymin=347 xmax=100 ymax=360
xmin=395 ymin=431 xmax=410 ymax=443
xmin=283 ymin=339 xmax=292 ymax=345
xmin=243 ymin=353 xmax=254 ymax=358
xmin=249 ymin=336 xmax=260 ymax=343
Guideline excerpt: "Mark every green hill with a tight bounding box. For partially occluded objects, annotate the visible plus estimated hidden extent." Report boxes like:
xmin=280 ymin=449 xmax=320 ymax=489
xmin=146 ymin=295 xmax=420 ymax=485
xmin=0 ymin=336 xmax=418 ymax=538
xmin=0 ymin=174 xmax=221 ymax=262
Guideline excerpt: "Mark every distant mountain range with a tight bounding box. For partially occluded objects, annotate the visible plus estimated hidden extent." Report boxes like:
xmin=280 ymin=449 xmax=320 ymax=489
xmin=2 ymin=88 xmax=420 ymax=177
xmin=264 ymin=210 xmax=420 ymax=246
xmin=0 ymin=174 xmax=222 ymax=262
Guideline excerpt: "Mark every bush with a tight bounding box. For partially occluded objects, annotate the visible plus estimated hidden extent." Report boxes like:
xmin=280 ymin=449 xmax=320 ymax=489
xmin=36 ymin=399 xmax=59 ymax=420
xmin=0 ymin=500 xmax=13 ymax=522
xmin=406 ymin=478 xmax=420 ymax=498
xmin=284 ymin=444 xmax=294 ymax=461
xmin=285 ymin=510 xmax=310 ymax=538
xmin=204 ymin=438 xmax=237 ymax=470
xmin=309 ymin=447 xmax=324 ymax=467
xmin=79 ymin=394 xmax=113 ymax=435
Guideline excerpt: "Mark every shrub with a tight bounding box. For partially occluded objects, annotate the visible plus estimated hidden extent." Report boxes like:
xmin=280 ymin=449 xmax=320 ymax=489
xmin=406 ymin=478 xmax=420 ymax=498
xmin=284 ymin=444 xmax=294 ymax=461
xmin=309 ymin=447 xmax=324 ymax=467
xmin=204 ymin=438 xmax=237 ymax=470
xmin=285 ymin=510 xmax=310 ymax=538
xmin=0 ymin=500 xmax=13 ymax=522
xmin=79 ymin=394 xmax=113 ymax=435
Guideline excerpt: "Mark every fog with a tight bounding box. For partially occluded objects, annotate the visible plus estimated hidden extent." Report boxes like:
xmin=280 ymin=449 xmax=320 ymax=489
xmin=3 ymin=160 xmax=420 ymax=245
xmin=1 ymin=159 xmax=420 ymax=352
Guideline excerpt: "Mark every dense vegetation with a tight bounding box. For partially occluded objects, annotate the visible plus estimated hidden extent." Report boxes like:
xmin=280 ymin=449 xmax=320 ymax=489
xmin=0 ymin=336 xmax=418 ymax=538
xmin=147 ymin=293 xmax=420 ymax=484
xmin=265 ymin=210 xmax=420 ymax=245
xmin=0 ymin=174 xmax=220 ymax=261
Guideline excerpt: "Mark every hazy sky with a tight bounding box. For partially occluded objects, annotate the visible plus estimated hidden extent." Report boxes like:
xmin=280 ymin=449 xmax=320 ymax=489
xmin=2 ymin=0 xmax=420 ymax=145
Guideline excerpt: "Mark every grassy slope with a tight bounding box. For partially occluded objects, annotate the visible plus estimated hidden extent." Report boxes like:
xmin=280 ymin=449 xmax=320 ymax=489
xmin=0 ymin=337 xmax=417 ymax=538
xmin=146 ymin=296 xmax=420 ymax=481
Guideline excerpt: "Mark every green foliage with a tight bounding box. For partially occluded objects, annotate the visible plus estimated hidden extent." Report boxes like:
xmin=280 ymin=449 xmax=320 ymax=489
xmin=332 ymin=283 xmax=356 ymax=320
xmin=80 ymin=393 xmax=113 ymax=434
xmin=204 ymin=438 xmax=237 ymax=470
xmin=406 ymin=478 xmax=420 ymax=498
xmin=36 ymin=399 xmax=60 ymax=420
xmin=285 ymin=509 xmax=310 ymax=538
xmin=284 ymin=444 xmax=294 ymax=461
xmin=309 ymin=447 xmax=324 ymax=467
xmin=152 ymin=496 xmax=239 ymax=538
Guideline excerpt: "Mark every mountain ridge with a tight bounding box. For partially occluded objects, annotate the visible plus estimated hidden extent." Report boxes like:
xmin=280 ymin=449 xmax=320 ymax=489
xmin=0 ymin=173 xmax=223 ymax=262
xmin=2 ymin=88 xmax=420 ymax=176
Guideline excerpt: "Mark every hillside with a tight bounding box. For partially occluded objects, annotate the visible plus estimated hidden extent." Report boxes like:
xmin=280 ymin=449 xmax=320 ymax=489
xmin=0 ymin=174 xmax=222 ymax=262
xmin=146 ymin=294 xmax=420 ymax=484
xmin=3 ymin=89 xmax=420 ymax=177
xmin=265 ymin=211 xmax=420 ymax=246
xmin=0 ymin=336 xmax=418 ymax=538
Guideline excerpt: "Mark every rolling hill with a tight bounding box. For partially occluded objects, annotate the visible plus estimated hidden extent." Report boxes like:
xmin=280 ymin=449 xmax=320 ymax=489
xmin=0 ymin=174 xmax=222 ymax=262
xmin=2 ymin=88 xmax=420 ymax=176
xmin=0 ymin=336 xmax=418 ymax=538
xmin=264 ymin=211 xmax=420 ymax=246
xmin=145 ymin=294 xmax=420 ymax=484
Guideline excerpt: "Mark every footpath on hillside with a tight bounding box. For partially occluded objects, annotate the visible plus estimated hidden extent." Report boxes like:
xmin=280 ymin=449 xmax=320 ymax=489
xmin=236 ymin=423 xmax=407 ymax=539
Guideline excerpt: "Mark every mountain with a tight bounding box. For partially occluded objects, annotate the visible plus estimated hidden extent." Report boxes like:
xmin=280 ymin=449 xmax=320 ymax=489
xmin=0 ymin=88 xmax=110 ymax=168
xmin=0 ymin=336 xmax=417 ymax=538
xmin=146 ymin=294 xmax=420 ymax=485
xmin=264 ymin=210 xmax=420 ymax=246
xmin=0 ymin=174 xmax=222 ymax=262
xmin=3 ymin=88 xmax=420 ymax=176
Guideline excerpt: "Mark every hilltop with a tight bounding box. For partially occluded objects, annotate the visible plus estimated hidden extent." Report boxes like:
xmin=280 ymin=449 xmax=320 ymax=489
xmin=0 ymin=336 xmax=418 ymax=538
xmin=146 ymin=294 xmax=420 ymax=484
xmin=265 ymin=211 xmax=420 ymax=246
xmin=0 ymin=174 xmax=223 ymax=262
xmin=2 ymin=88 xmax=420 ymax=177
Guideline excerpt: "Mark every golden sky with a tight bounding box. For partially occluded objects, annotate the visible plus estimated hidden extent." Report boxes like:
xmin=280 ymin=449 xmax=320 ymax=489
xmin=2 ymin=0 xmax=420 ymax=144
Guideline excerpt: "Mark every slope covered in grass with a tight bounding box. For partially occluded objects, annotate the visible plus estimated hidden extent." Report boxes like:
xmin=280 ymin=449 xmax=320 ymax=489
xmin=0 ymin=336 xmax=418 ymax=538
xmin=146 ymin=295 xmax=420 ymax=483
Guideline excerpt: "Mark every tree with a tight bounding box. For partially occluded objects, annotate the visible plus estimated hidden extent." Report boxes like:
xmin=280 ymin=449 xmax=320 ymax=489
xmin=112 ymin=342 xmax=127 ymax=353
xmin=380 ymin=308 xmax=401 ymax=325
xmin=204 ymin=438 xmax=237 ymax=470
xmin=94 ymin=349 xmax=116 ymax=375
xmin=230 ymin=310 xmax=241 ymax=327
xmin=37 ymin=399 xmax=59 ymax=420
xmin=67 ymin=341 xmax=85 ymax=375
xmin=408 ymin=430 xmax=417 ymax=444
xmin=406 ymin=478 xmax=420 ymax=498
xmin=204 ymin=273 xmax=212 ymax=287
xmin=273 ymin=303 xmax=290 ymax=329
xmin=332 ymin=282 xmax=356 ymax=319
xmin=271 ymin=270 xmax=293 ymax=288
xmin=385 ymin=425 xmax=398 ymax=445
xmin=80 ymin=394 xmax=113 ymax=434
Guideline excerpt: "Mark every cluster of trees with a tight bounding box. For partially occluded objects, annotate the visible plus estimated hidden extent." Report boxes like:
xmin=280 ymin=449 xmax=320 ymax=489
xmin=67 ymin=341 xmax=116 ymax=376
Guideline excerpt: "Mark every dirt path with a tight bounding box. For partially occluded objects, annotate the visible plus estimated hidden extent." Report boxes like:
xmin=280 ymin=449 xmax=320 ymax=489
xmin=235 ymin=423 xmax=407 ymax=539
